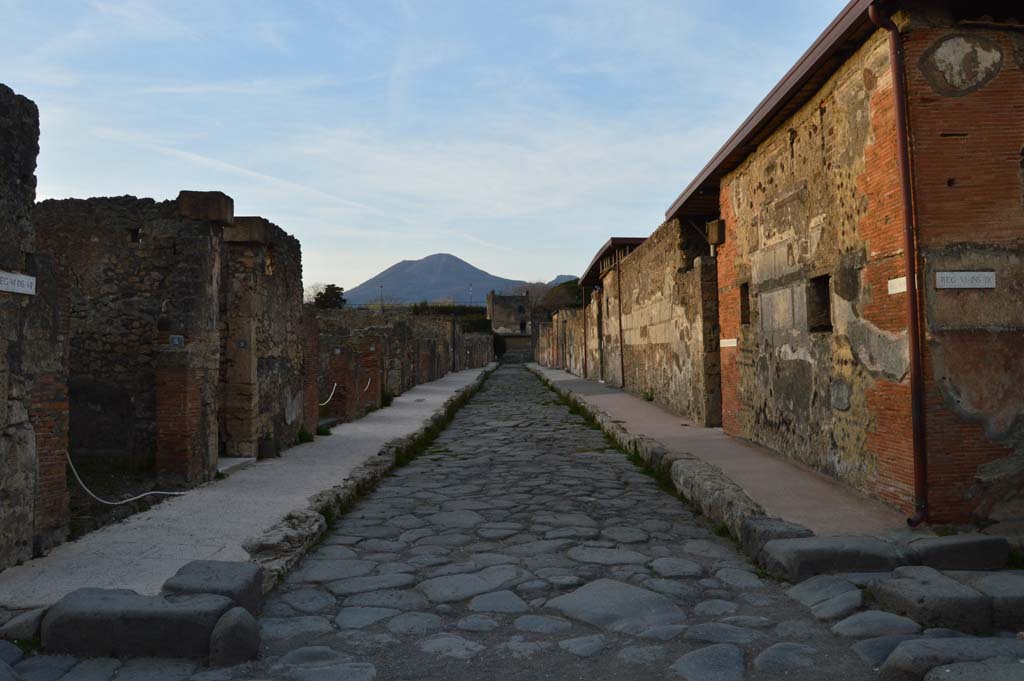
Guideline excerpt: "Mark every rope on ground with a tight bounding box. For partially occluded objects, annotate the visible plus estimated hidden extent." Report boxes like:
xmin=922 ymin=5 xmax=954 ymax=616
xmin=319 ymin=382 xmax=338 ymax=406
xmin=65 ymin=452 xmax=186 ymax=506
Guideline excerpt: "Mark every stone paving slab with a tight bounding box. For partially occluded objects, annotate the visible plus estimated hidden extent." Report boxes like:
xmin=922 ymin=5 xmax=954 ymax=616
xmin=0 ymin=366 xmax=493 ymax=611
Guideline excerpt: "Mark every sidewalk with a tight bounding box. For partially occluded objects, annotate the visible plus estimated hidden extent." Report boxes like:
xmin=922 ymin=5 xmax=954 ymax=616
xmin=530 ymin=364 xmax=908 ymax=539
xmin=0 ymin=366 xmax=492 ymax=610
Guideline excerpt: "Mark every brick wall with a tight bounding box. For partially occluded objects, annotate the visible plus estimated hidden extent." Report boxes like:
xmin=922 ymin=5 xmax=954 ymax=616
xmin=903 ymin=7 xmax=1024 ymax=522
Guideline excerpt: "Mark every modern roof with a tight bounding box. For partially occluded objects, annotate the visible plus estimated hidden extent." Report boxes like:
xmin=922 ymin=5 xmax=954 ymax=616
xmin=580 ymin=237 xmax=648 ymax=287
xmin=665 ymin=0 xmax=881 ymax=221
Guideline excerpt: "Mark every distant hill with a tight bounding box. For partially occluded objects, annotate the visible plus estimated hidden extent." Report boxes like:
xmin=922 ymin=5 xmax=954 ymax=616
xmin=345 ymin=253 xmax=528 ymax=305
xmin=547 ymin=274 xmax=577 ymax=286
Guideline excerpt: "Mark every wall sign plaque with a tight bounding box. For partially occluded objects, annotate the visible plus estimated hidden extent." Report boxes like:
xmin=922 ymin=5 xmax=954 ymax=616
xmin=935 ymin=271 xmax=996 ymax=289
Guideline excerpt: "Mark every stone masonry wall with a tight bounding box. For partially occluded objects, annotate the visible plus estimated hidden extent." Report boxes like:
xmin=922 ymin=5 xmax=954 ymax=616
xmin=717 ymin=29 xmax=913 ymax=505
xmin=0 ymin=84 xmax=69 ymax=569
xmin=312 ymin=309 xmax=482 ymax=426
xmin=616 ymin=221 xmax=720 ymax=425
xmin=487 ymin=292 xmax=532 ymax=336
xmin=221 ymin=217 xmax=304 ymax=459
xmin=33 ymin=193 xmax=227 ymax=483
xmin=902 ymin=5 xmax=1024 ymax=522
xmin=597 ymin=220 xmax=721 ymax=426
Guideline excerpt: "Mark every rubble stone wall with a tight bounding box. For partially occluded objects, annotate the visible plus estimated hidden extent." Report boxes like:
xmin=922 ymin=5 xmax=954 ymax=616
xmin=221 ymin=217 xmax=304 ymax=459
xmin=33 ymin=195 xmax=226 ymax=482
xmin=0 ymin=84 xmax=69 ymax=569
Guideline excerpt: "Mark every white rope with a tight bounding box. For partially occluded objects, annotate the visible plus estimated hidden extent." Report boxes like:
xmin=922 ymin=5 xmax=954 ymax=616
xmin=319 ymin=382 xmax=338 ymax=406
xmin=65 ymin=452 xmax=186 ymax=506
xmin=363 ymin=377 xmax=372 ymax=393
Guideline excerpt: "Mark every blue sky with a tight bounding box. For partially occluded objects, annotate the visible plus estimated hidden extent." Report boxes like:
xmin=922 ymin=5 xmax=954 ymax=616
xmin=2 ymin=0 xmax=846 ymax=290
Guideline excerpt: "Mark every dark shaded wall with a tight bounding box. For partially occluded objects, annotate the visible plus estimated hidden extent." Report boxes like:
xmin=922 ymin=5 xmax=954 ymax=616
xmin=0 ymin=84 xmax=69 ymax=569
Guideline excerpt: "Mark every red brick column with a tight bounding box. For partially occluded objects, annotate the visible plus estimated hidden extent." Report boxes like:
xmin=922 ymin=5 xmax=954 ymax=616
xmin=155 ymin=343 xmax=216 ymax=483
xmin=30 ymin=372 xmax=70 ymax=552
xmin=301 ymin=308 xmax=320 ymax=435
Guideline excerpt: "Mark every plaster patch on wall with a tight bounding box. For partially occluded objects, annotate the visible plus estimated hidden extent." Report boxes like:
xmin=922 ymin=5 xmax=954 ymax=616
xmin=284 ymin=390 xmax=301 ymax=425
xmin=833 ymin=297 xmax=909 ymax=381
xmin=919 ymin=34 xmax=1003 ymax=97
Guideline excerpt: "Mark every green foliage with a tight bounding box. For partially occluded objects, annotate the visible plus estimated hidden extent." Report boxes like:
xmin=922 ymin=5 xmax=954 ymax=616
xmin=297 ymin=426 xmax=315 ymax=443
xmin=540 ymin=278 xmax=583 ymax=310
xmin=382 ymin=389 xmax=394 ymax=407
xmin=643 ymin=390 xmax=655 ymax=402
xmin=314 ymin=284 xmax=347 ymax=309
xmin=316 ymin=424 xmax=332 ymax=436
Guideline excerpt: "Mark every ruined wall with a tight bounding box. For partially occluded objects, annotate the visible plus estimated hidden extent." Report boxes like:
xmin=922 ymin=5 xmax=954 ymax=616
xmin=605 ymin=220 xmax=721 ymax=426
xmin=551 ymin=308 xmax=586 ymax=377
xmin=536 ymin=322 xmax=555 ymax=367
xmin=0 ymin=84 xmax=69 ymax=569
xmin=463 ymin=333 xmax=494 ymax=368
xmin=600 ymin=268 xmax=624 ymax=388
xmin=312 ymin=309 xmax=480 ymax=425
xmin=487 ymin=292 xmax=532 ymax=336
xmin=584 ymin=292 xmax=602 ymax=381
xmin=221 ymin=217 xmax=304 ymax=458
xmin=33 ymin=193 xmax=227 ymax=483
xmin=314 ymin=310 xmax=384 ymax=423
xmin=717 ymin=29 xmax=914 ymax=503
xmin=903 ymin=6 xmax=1024 ymax=521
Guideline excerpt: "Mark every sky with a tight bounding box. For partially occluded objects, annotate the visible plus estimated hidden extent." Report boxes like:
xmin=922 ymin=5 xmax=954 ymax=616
xmin=1 ymin=0 xmax=848 ymax=290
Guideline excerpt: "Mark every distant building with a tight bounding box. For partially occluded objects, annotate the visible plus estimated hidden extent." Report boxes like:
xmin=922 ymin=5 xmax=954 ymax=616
xmin=486 ymin=291 xmax=534 ymax=360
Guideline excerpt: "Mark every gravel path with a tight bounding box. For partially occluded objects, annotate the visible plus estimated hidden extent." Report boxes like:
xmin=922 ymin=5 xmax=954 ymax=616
xmin=246 ymin=365 xmax=877 ymax=680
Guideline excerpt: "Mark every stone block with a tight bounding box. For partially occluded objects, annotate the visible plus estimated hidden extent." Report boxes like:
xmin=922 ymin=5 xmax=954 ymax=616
xmin=869 ymin=566 xmax=992 ymax=634
xmin=41 ymin=588 xmax=233 ymax=658
xmin=946 ymin=571 xmax=1024 ymax=630
xmin=739 ymin=516 xmax=814 ymax=560
xmin=831 ymin=610 xmax=922 ymax=638
xmin=786 ymin=574 xmax=858 ymax=607
xmin=209 ymin=607 xmax=260 ymax=667
xmin=924 ymin=657 xmax=1024 ymax=680
xmin=176 ymin=191 xmax=233 ymax=224
xmin=0 ymin=609 xmax=44 ymax=641
xmin=760 ymin=536 xmax=907 ymax=581
xmin=905 ymin=535 xmax=1009 ymax=570
xmin=162 ymin=560 xmax=264 ymax=616
xmin=880 ymin=638 xmax=1024 ymax=681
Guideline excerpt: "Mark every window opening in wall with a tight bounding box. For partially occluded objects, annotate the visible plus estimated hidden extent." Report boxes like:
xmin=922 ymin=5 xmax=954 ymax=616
xmin=739 ymin=283 xmax=751 ymax=326
xmin=519 ymin=321 xmax=526 ymax=333
xmin=128 ymin=227 xmax=141 ymax=243
xmin=807 ymin=274 xmax=833 ymax=333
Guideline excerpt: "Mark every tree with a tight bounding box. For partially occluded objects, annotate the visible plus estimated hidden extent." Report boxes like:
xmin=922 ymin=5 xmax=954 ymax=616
xmin=303 ymin=281 xmax=327 ymax=304
xmin=313 ymin=283 xmax=347 ymax=309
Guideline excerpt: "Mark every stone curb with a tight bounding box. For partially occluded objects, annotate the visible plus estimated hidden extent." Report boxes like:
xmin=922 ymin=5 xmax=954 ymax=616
xmin=243 ymin=363 xmax=499 ymax=592
xmin=525 ymin=364 xmax=767 ymax=543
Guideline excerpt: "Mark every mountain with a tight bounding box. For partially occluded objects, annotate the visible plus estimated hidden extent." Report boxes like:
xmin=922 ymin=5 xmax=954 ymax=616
xmin=547 ymin=275 xmax=577 ymax=286
xmin=345 ymin=253 xmax=528 ymax=305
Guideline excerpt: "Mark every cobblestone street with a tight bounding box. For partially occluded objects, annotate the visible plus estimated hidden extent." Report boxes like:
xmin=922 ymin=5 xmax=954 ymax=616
xmin=252 ymin=366 xmax=876 ymax=681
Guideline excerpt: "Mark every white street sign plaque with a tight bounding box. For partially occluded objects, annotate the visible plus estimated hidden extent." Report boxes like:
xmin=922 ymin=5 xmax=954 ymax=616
xmin=935 ymin=271 xmax=996 ymax=289
xmin=0 ymin=270 xmax=36 ymax=295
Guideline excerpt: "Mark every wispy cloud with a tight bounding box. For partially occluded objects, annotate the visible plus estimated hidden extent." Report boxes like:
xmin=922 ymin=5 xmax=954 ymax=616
xmin=7 ymin=0 xmax=850 ymax=289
